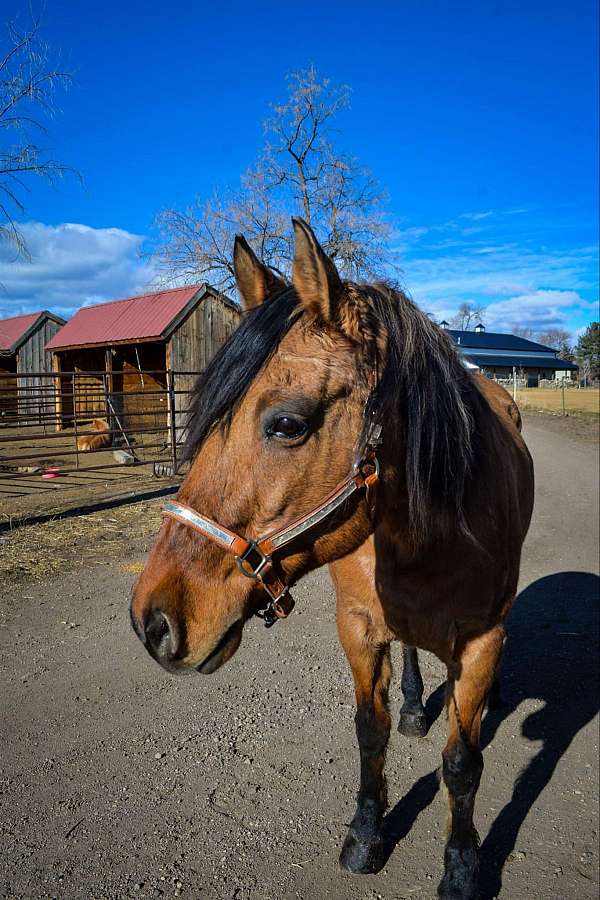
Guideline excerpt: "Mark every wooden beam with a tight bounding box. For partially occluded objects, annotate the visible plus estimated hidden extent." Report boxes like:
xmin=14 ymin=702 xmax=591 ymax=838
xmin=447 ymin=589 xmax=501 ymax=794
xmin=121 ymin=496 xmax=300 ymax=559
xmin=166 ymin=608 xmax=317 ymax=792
xmin=52 ymin=353 xmax=63 ymax=432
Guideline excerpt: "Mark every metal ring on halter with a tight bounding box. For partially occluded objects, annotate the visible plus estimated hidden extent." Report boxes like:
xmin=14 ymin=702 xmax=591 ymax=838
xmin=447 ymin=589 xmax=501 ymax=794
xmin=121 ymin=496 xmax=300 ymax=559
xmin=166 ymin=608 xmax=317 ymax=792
xmin=353 ymin=454 xmax=379 ymax=481
xmin=235 ymin=541 xmax=272 ymax=581
xmin=365 ymin=456 xmax=380 ymax=479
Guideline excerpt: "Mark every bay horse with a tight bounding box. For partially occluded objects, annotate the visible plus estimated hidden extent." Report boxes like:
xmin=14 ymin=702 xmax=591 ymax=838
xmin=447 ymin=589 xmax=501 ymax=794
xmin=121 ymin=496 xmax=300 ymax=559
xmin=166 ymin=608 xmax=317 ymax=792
xmin=130 ymin=219 xmax=534 ymax=899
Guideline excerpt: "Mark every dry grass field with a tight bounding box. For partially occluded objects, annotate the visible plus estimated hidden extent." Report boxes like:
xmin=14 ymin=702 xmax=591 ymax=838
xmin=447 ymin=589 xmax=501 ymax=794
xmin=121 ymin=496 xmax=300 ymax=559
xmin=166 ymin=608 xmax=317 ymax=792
xmin=515 ymin=387 xmax=599 ymax=420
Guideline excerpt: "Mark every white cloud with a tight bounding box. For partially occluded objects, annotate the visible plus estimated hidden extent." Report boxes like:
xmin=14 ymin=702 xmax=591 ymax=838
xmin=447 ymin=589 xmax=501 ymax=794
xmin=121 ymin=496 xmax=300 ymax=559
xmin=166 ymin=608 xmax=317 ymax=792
xmin=483 ymin=290 xmax=596 ymax=331
xmin=459 ymin=210 xmax=494 ymax=221
xmin=392 ymin=209 xmax=598 ymax=333
xmin=0 ymin=222 xmax=156 ymax=318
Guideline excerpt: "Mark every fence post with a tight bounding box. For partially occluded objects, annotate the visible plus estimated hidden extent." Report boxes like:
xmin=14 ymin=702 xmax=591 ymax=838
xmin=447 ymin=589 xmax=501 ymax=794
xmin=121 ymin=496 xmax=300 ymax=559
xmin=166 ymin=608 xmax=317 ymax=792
xmin=167 ymin=368 xmax=177 ymax=471
xmin=72 ymin=373 xmax=80 ymax=470
xmin=561 ymin=381 xmax=566 ymax=416
xmin=512 ymin=366 xmax=517 ymax=402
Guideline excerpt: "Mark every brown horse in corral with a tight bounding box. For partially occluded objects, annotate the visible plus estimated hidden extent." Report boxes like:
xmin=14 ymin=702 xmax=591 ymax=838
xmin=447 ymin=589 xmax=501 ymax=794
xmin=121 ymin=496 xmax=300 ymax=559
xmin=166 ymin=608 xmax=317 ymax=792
xmin=130 ymin=219 xmax=534 ymax=899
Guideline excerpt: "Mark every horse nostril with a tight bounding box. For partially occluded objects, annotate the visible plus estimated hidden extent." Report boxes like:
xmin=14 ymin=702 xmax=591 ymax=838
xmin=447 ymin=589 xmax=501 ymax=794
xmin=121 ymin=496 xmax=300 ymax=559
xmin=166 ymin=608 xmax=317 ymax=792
xmin=144 ymin=608 xmax=178 ymax=660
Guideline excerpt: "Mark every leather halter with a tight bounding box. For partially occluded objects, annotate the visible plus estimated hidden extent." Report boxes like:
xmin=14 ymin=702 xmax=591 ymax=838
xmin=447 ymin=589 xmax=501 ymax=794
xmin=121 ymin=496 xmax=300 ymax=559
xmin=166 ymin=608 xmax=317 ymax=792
xmin=162 ymin=424 xmax=382 ymax=627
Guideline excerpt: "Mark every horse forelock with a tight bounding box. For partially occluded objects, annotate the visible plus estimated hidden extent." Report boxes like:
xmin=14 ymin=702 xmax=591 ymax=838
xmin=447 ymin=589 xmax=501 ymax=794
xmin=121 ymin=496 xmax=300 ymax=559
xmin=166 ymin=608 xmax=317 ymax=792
xmin=182 ymin=279 xmax=479 ymax=540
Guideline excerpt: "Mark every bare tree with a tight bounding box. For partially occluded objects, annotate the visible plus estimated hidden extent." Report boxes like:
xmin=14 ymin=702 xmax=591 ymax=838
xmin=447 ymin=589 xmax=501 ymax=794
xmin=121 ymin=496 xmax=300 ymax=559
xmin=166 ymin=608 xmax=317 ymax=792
xmin=450 ymin=302 xmax=486 ymax=331
xmin=0 ymin=10 xmax=74 ymax=255
xmin=153 ymin=67 xmax=393 ymax=294
xmin=512 ymin=325 xmax=535 ymax=339
xmin=155 ymin=177 xmax=289 ymax=295
xmin=536 ymin=327 xmax=574 ymax=360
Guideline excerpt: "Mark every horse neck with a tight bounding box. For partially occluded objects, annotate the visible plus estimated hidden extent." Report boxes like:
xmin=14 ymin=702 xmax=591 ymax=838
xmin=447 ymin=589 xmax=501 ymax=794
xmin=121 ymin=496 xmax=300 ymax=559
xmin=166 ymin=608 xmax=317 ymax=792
xmin=373 ymin=437 xmax=470 ymax=565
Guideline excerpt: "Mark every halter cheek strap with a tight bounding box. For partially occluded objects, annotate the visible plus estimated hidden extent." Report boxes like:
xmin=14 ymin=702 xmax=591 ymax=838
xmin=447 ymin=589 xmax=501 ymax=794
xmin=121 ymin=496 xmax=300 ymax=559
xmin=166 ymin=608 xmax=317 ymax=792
xmin=162 ymin=430 xmax=381 ymax=628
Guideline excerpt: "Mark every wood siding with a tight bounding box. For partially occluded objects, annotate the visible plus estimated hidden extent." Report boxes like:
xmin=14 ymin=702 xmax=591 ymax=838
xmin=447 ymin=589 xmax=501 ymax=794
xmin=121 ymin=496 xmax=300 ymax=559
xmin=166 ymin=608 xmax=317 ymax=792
xmin=57 ymin=349 xmax=106 ymax=425
xmin=15 ymin=317 xmax=63 ymax=422
xmin=0 ymin=354 xmax=17 ymax=416
xmin=168 ymin=293 xmax=240 ymax=441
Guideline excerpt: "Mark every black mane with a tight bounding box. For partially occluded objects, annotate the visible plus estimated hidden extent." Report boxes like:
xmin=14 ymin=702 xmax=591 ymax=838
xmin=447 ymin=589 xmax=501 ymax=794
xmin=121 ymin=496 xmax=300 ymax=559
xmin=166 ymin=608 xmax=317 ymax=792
xmin=359 ymin=284 xmax=480 ymax=539
xmin=182 ymin=282 xmax=480 ymax=539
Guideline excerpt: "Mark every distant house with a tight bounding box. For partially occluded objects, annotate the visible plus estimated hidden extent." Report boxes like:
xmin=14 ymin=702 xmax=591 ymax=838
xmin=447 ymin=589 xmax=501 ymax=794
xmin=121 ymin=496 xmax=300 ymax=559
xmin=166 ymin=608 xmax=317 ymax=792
xmin=0 ymin=310 xmax=66 ymax=419
xmin=441 ymin=323 xmax=579 ymax=387
xmin=45 ymin=284 xmax=240 ymax=433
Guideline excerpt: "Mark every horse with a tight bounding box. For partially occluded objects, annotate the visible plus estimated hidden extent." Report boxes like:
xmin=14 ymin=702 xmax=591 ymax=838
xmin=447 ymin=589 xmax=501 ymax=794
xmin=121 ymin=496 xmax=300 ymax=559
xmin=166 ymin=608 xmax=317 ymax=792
xmin=130 ymin=218 xmax=534 ymax=899
xmin=77 ymin=418 xmax=111 ymax=451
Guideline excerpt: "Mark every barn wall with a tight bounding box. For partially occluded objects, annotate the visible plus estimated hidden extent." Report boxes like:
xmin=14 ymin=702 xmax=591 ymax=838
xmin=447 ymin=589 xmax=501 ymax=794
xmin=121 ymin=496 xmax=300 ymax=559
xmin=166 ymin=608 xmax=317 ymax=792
xmin=168 ymin=294 xmax=240 ymax=442
xmin=0 ymin=354 xmax=17 ymax=416
xmin=169 ymin=293 xmax=240 ymax=371
xmin=16 ymin=317 xmax=63 ymax=422
xmin=57 ymin=348 xmax=107 ymax=425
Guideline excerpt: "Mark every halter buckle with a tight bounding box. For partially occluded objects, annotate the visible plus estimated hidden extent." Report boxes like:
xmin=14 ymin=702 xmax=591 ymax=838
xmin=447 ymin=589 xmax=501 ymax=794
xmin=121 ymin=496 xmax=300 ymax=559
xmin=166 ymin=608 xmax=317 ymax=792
xmin=235 ymin=541 xmax=271 ymax=581
xmin=255 ymin=603 xmax=280 ymax=628
xmin=255 ymin=588 xmax=295 ymax=628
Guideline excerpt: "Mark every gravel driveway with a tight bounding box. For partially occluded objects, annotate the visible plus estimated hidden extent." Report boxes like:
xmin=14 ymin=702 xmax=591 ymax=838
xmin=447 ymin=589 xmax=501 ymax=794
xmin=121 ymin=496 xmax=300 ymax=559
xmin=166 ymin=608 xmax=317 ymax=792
xmin=1 ymin=413 xmax=598 ymax=900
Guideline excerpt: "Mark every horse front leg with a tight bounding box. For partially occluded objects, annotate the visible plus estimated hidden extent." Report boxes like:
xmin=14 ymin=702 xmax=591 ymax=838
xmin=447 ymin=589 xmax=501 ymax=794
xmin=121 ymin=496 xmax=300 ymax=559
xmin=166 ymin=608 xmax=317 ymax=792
xmin=439 ymin=625 xmax=505 ymax=900
xmin=398 ymin=645 xmax=428 ymax=737
xmin=336 ymin=604 xmax=391 ymax=875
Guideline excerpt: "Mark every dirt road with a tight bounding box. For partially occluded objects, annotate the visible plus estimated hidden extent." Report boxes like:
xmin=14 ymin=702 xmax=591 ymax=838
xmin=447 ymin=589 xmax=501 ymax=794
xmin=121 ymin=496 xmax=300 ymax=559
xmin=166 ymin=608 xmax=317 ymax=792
xmin=1 ymin=414 xmax=598 ymax=900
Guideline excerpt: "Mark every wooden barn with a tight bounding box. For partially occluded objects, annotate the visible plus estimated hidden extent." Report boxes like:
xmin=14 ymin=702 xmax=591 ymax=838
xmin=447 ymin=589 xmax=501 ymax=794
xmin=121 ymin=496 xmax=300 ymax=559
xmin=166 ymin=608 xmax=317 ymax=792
xmin=45 ymin=284 xmax=240 ymax=441
xmin=0 ymin=310 xmax=66 ymax=420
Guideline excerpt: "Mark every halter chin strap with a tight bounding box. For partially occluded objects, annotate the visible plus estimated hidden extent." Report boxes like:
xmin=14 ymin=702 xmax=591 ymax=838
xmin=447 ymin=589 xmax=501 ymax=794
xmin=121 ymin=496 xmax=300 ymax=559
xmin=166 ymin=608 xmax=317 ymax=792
xmin=162 ymin=425 xmax=382 ymax=628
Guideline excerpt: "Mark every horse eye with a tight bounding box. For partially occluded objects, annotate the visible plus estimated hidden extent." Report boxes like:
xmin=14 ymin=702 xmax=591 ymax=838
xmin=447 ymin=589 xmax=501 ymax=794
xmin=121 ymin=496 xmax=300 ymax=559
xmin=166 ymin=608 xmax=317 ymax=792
xmin=266 ymin=415 xmax=308 ymax=440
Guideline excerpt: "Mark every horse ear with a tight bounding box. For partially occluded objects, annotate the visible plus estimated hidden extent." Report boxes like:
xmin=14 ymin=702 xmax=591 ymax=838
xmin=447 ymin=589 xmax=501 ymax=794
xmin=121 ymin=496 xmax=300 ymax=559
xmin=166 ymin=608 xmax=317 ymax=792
xmin=233 ymin=235 xmax=286 ymax=310
xmin=292 ymin=217 xmax=343 ymax=321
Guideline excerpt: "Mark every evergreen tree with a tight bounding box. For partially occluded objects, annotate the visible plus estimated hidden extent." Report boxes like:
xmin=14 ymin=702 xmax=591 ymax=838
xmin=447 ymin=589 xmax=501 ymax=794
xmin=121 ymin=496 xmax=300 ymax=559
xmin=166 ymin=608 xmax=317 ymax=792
xmin=576 ymin=322 xmax=600 ymax=380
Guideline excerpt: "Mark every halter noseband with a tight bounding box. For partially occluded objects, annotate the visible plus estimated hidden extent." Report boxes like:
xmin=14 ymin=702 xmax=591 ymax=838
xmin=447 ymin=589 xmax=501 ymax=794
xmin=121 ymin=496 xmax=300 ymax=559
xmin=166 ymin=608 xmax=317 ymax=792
xmin=162 ymin=423 xmax=382 ymax=628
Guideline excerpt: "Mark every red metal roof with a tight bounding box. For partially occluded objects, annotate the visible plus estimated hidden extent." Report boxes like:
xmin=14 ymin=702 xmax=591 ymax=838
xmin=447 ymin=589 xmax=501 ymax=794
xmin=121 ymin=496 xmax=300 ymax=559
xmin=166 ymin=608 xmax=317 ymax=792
xmin=46 ymin=285 xmax=207 ymax=350
xmin=0 ymin=311 xmax=49 ymax=352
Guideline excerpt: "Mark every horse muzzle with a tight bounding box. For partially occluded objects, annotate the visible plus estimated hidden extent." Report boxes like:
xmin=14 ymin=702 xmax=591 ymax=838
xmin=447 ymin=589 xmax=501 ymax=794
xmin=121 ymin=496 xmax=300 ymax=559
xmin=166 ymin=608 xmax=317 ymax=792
xmin=129 ymin=598 xmax=243 ymax=675
xmin=194 ymin=619 xmax=244 ymax=673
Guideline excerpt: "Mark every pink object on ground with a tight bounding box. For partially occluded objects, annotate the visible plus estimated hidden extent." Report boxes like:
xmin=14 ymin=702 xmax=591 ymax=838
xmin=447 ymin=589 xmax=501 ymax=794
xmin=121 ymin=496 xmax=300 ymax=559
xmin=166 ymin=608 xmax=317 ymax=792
xmin=41 ymin=467 xmax=60 ymax=480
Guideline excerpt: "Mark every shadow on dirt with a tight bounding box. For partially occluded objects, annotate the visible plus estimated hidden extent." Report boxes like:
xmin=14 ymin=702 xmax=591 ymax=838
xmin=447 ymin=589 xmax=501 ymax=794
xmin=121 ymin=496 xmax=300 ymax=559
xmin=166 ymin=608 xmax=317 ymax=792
xmin=381 ymin=571 xmax=600 ymax=897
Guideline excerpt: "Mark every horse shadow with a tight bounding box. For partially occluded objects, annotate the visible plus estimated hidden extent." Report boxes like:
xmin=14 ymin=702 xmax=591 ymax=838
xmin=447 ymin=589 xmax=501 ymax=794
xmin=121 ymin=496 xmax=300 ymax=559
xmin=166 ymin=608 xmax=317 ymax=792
xmin=381 ymin=571 xmax=600 ymax=897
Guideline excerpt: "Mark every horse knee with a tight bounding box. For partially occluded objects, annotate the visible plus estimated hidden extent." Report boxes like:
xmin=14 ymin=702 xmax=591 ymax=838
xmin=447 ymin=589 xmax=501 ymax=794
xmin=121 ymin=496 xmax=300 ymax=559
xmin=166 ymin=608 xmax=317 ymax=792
xmin=355 ymin=701 xmax=390 ymax=752
xmin=442 ymin=737 xmax=483 ymax=807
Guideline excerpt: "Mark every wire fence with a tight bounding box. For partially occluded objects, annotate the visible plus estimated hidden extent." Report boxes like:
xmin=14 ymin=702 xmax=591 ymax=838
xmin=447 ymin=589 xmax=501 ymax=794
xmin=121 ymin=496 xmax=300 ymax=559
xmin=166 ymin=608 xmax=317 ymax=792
xmin=514 ymin=385 xmax=599 ymax=420
xmin=0 ymin=369 xmax=199 ymax=496
xmin=487 ymin=374 xmax=599 ymax=420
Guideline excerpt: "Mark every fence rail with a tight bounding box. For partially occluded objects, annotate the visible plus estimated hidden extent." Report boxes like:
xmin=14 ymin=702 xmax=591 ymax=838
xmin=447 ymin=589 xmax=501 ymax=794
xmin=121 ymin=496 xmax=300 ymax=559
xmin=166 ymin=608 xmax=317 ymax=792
xmin=0 ymin=369 xmax=199 ymax=496
xmin=482 ymin=373 xmax=599 ymax=419
xmin=513 ymin=385 xmax=599 ymax=419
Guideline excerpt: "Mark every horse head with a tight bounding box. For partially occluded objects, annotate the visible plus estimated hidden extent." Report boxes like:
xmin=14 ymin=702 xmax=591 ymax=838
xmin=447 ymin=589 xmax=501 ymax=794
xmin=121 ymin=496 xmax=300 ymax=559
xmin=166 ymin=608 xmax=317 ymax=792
xmin=130 ymin=219 xmax=389 ymax=672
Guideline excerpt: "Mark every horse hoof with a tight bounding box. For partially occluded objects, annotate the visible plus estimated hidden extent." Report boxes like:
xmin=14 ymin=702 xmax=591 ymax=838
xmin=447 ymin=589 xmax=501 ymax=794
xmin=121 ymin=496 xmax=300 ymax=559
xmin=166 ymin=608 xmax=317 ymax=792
xmin=437 ymin=846 xmax=479 ymax=899
xmin=398 ymin=708 xmax=428 ymax=737
xmin=437 ymin=877 xmax=479 ymax=900
xmin=339 ymin=830 xmax=385 ymax=875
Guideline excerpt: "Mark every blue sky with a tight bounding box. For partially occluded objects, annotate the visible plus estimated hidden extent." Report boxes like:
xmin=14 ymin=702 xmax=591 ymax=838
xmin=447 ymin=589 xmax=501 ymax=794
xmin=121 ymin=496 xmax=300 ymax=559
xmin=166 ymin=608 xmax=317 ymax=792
xmin=2 ymin=0 xmax=598 ymax=336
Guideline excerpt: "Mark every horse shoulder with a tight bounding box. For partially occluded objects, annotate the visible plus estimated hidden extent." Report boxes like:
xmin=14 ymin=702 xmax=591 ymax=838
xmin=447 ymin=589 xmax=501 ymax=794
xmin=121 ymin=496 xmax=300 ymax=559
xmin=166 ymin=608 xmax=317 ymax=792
xmin=474 ymin=374 xmax=522 ymax=432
